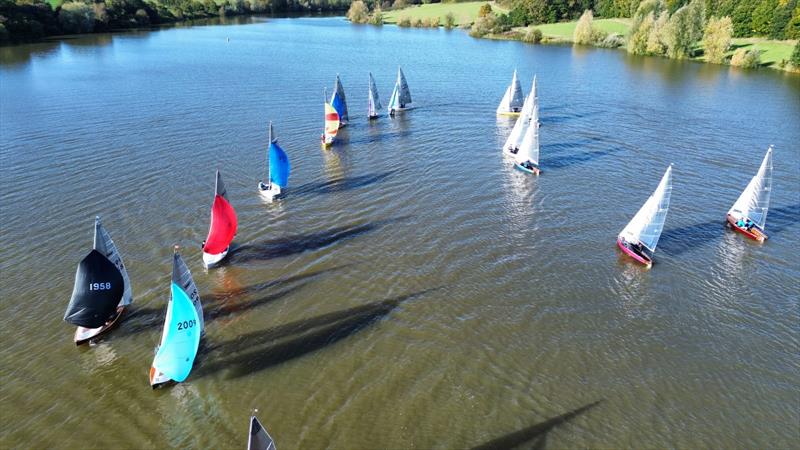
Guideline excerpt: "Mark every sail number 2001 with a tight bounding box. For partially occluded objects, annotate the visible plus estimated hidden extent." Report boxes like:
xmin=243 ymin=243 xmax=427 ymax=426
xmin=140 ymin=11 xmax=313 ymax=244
xmin=177 ymin=319 xmax=197 ymax=331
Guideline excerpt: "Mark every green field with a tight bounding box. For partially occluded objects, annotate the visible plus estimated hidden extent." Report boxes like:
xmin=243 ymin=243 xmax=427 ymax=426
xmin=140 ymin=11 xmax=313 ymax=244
xmin=383 ymin=1 xmax=507 ymax=26
xmin=724 ymin=38 xmax=797 ymax=68
xmin=533 ymin=18 xmax=631 ymax=40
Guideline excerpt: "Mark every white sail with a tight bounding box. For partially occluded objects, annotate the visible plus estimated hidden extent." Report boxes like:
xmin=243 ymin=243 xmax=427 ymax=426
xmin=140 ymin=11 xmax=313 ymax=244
xmin=397 ymin=67 xmax=412 ymax=105
xmin=728 ymin=146 xmax=773 ymax=230
xmin=503 ymin=77 xmax=538 ymax=152
xmin=387 ymin=83 xmax=399 ymax=113
xmin=368 ymin=72 xmax=382 ymax=117
xmin=496 ymin=70 xmax=524 ymax=114
xmin=619 ymin=165 xmax=673 ymax=253
xmin=94 ymin=216 xmax=132 ymax=306
xmin=515 ymin=103 xmax=540 ymax=165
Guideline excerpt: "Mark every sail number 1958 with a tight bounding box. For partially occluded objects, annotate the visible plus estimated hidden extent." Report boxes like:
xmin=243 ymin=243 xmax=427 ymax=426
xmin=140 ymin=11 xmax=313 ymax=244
xmin=88 ymin=282 xmax=112 ymax=290
xmin=177 ymin=319 xmax=197 ymax=330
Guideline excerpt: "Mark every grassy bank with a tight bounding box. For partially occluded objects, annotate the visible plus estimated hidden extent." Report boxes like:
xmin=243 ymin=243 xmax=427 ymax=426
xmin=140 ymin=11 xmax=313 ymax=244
xmin=383 ymin=1 xmax=506 ymax=26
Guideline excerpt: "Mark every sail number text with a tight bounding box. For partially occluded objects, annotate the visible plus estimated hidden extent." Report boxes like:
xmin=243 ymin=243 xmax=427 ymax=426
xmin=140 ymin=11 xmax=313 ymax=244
xmin=177 ymin=319 xmax=197 ymax=331
xmin=88 ymin=282 xmax=112 ymax=291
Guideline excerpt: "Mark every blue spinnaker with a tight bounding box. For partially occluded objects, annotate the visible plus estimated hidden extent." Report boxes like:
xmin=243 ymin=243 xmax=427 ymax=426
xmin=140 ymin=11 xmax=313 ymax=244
xmin=152 ymin=282 xmax=201 ymax=383
xmin=268 ymin=142 xmax=290 ymax=188
xmin=331 ymin=92 xmax=347 ymax=123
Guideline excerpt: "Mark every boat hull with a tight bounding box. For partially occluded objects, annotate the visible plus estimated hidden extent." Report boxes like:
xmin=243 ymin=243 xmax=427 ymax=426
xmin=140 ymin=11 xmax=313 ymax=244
xmin=202 ymin=248 xmax=228 ymax=268
xmin=149 ymin=366 xmax=175 ymax=388
xmin=320 ymin=134 xmax=334 ymax=147
xmin=74 ymin=305 xmax=125 ymax=345
xmin=514 ymin=162 xmax=541 ymax=175
xmin=258 ymin=182 xmax=283 ymax=202
xmin=389 ymin=106 xmax=412 ymax=115
xmin=617 ymin=238 xmax=652 ymax=268
xmin=726 ymin=214 xmax=767 ymax=242
xmin=497 ymin=111 xmax=521 ymax=117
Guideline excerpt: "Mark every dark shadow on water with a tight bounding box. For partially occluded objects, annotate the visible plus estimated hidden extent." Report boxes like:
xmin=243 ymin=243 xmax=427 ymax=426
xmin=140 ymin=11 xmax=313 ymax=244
xmin=230 ymin=216 xmax=410 ymax=264
xmin=659 ymin=220 xmax=726 ymax=257
xmin=542 ymin=146 xmax=624 ymax=170
xmin=471 ymin=400 xmax=602 ymax=450
xmin=540 ymin=109 xmax=602 ymax=126
xmin=116 ymin=267 xmax=343 ymax=335
xmin=292 ymin=170 xmax=395 ymax=196
xmin=196 ymin=288 xmax=439 ymax=380
xmin=659 ymin=204 xmax=799 ymax=256
xmin=344 ymin=129 xmax=413 ymax=146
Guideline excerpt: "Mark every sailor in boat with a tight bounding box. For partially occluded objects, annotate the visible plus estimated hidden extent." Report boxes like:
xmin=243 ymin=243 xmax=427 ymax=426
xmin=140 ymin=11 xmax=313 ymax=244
xmin=736 ymin=218 xmax=745 ymax=228
xmin=520 ymin=160 xmax=537 ymax=171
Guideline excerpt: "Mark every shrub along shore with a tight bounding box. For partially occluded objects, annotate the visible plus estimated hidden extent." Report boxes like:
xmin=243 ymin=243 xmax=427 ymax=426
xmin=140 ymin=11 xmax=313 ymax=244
xmin=347 ymin=0 xmax=800 ymax=73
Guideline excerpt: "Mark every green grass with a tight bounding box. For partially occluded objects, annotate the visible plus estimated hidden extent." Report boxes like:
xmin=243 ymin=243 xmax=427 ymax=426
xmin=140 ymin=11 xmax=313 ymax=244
xmin=725 ymin=38 xmax=797 ymax=67
xmin=530 ymin=18 xmax=630 ymax=41
xmin=383 ymin=1 xmax=508 ymax=26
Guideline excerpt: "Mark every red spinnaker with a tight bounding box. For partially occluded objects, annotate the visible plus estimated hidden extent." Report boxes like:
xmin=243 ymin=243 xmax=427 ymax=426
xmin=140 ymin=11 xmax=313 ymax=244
xmin=204 ymin=195 xmax=237 ymax=254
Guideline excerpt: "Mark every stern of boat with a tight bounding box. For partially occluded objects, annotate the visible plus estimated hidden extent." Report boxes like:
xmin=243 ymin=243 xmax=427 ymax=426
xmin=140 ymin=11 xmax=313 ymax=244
xmin=202 ymin=248 xmax=228 ymax=269
xmin=74 ymin=305 xmax=126 ymax=345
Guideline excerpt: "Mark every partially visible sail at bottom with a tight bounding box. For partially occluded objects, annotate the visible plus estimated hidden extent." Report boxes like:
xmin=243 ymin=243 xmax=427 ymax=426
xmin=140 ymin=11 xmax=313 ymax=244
xmin=248 ymin=414 xmax=276 ymax=450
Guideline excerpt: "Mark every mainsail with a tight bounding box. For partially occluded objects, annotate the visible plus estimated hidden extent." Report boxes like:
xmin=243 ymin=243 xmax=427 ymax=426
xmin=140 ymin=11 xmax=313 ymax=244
xmin=324 ymin=102 xmax=340 ymax=141
xmin=204 ymin=170 xmax=237 ymax=255
xmin=397 ymin=67 xmax=412 ymax=105
xmin=330 ymin=74 xmax=349 ymax=125
xmin=171 ymin=248 xmax=203 ymax=332
xmin=248 ymin=415 xmax=277 ymax=450
xmin=504 ymin=77 xmax=538 ymax=151
xmin=496 ymin=70 xmax=524 ymax=114
xmin=64 ymin=249 xmax=124 ymax=328
xmin=267 ymin=123 xmax=290 ymax=188
xmin=152 ymin=249 xmax=202 ymax=383
xmin=94 ymin=216 xmax=132 ymax=306
xmin=387 ymin=83 xmax=400 ymax=113
xmin=515 ymin=102 xmax=540 ymax=165
xmin=728 ymin=146 xmax=773 ymax=230
xmin=368 ymin=72 xmax=382 ymax=118
xmin=619 ymin=165 xmax=673 ymax=253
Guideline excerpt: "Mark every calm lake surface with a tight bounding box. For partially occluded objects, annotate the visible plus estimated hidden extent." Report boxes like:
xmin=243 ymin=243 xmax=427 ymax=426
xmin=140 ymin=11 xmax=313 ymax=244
xmin=1 ymin=16 xmax=799 ymax=449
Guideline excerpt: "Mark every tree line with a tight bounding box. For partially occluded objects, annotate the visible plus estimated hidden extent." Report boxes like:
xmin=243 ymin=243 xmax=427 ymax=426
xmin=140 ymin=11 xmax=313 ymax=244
xmin=0 ymin=0 xmax=350 ymax=43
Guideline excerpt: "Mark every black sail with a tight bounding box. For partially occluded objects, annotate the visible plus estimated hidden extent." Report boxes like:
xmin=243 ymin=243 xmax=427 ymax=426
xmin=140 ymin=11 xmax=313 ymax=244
xmin=64 ymin=249 xmax=124 ymax=328
xmin=248 ymin=415 xmax=276 ymax=450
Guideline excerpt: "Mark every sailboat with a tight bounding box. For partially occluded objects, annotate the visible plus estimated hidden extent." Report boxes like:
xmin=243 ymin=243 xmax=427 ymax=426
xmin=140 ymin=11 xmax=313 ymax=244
xmin=202 ymin=170 xmax=238 ymax=268
xmin=617 ymin=165 xmax=673 ymax=268
xmin=726 ymin=146 xmax=773 ymax=242
xmin=496 ymin=69 xmax=524 ymax=116
xmin=150 ymin=246 xmax=203 ymax=387
xmin=330 ymin=74 xmax=349 ymax=127
xmin=321 ymin=87 xmax=340 ymax=147
xmin=504 ymin=76 xmax=538 ymax=155
xmin=368 ymin=72 xmax=382 ymax=119
xmin=64 ymin=216 xmax=133 ymax=345
xmin=387 ymin=66 xmax=412 ymax=116
xmin=513 ymin=100 xmax=541 ymax=175
xmin=258 ymin=122 xmax=291 ymax=202
xmin=248 ymin=411 xmax=277 ymax=450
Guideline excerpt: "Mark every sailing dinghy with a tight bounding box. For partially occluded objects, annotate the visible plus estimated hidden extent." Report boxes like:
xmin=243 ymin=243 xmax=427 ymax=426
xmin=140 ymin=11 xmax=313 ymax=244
xmin=258 ymin=122 xmax=291 ymax=202
xmin=321 ymin=88 xmax=340 ymax=147
xmin=617 ymin=165 xmax=673 ymax=267
xmin=496 ymin=69 xmax=524 ymax=116
xmin=387 ymin=66 xmax=412 ymax=116
xmin=202 ymin=170 xmax=238 ymax=268
xmin=248 ymin=412 xmax=277 ymax=450
xmin=150 ymin=246 xmax=203 ymax=388
xmin=504 ymin=76 xmax=538 ymax=156
xmin=513 ymin=100 xmax=541 ymax=175
xmin=726 ymin=146 xmax=773 ymax=242
xmin=368 ymin=72 xmax=382 ymax=119
xmin=330 ymin=74 xmax=349 ymax=127
xmin=64 ymin=216 xmax=133 ymax=345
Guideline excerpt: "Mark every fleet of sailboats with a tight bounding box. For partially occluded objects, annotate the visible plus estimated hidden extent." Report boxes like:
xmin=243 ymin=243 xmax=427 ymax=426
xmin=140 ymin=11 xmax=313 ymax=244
xmin=258 ymin=122 xmax=291 ymax=202
xmin=617 ymin=165 xmax=673 ymax=267
xmin=64 ymin=216 xmax=132 ymax=345
xmin=726 ymin=146 xmax=773 ymax=242
xmin=504 ymin=76 xmax=537 ymax=155
xmin=387 ymin=66 xmax=412 ymax=116
xmin=496 ymin=69 xmax=524 ymax=116
xmin=149 ymin=246 xmax=203 ymax=387
xmin=202 ymin=170 xmax=238 ymax=268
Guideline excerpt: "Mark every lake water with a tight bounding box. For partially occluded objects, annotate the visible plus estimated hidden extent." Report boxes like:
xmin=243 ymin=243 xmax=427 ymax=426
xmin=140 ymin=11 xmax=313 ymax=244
xmin=1 ymin=16 xmax=799 ymax=449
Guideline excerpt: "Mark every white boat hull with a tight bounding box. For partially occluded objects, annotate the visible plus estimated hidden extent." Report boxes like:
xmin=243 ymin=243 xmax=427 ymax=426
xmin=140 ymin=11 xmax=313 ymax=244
xmin=74 ymin=305 xmax=125 ymax=345
xmin=258 ymin=182 xmax=283 ymax=202
xmin=149 ymin=364 xmax=173 ymax=387
xmin=389 ymin=105 xmax=413 ymax=115
xmin=202 ymin=248 xmax=228 ymax=268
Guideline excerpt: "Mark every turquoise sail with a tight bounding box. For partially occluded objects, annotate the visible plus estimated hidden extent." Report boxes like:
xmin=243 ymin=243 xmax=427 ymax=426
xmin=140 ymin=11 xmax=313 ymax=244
xmin=152 ymin=282 xmax=201 ymax=383
xmin=268 ymin=141 xmax=290 ymax=188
